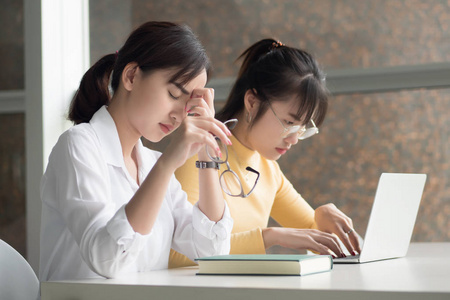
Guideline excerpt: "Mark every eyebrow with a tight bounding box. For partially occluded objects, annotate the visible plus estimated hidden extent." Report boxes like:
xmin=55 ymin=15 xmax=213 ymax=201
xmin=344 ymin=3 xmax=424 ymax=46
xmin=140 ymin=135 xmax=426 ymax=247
xmin=289 ymin=112 xmax=302 ymax=121
xmin=172 ymin=82 xmax=190 ymax=95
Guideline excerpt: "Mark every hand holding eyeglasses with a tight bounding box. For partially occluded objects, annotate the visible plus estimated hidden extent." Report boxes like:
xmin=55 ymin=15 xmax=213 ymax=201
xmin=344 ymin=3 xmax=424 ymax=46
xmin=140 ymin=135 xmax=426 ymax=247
xmin=205 ymin=119 xmax=260 ymax=198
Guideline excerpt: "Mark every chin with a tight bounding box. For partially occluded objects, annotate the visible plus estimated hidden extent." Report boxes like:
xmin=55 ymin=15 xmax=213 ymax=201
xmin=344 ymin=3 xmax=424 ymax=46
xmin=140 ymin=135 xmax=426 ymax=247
xmin=272 ymin=154 xmax=282 ymax=161
xmin=260 ymin=151 xmax=281 ymax=161
xmin=142 ymin=133 xmax=164 ymax=144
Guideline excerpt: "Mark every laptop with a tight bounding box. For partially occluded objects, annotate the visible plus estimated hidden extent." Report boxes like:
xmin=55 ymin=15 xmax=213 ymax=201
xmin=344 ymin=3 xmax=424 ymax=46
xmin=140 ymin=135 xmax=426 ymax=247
xmin=334 ymin=173 xmax=426 ymax=264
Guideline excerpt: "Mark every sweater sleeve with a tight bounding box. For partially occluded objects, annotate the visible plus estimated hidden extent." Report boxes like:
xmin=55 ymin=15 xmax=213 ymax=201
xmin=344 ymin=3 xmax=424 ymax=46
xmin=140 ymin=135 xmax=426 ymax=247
xmin=229 ymin=228 xmax=265 ymax=254
xmin=270 ymin=165 xmax=317 ymax=230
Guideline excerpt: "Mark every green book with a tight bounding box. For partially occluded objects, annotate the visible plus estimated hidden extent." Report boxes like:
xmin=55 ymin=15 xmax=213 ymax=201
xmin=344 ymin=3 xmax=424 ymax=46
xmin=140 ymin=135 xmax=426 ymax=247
xmin=195 ymin=254 xmax=333 ymax=276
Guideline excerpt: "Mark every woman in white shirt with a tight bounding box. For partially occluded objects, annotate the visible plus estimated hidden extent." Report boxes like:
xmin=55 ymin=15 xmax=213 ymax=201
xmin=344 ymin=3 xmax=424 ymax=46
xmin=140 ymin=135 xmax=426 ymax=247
xmin=39 ymin=21 xmax=233 ymax=281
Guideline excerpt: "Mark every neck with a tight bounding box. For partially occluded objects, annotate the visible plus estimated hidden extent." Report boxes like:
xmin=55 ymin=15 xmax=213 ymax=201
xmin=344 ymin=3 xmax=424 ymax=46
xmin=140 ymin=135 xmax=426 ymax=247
xmin=231 ymin=111 xmax=255 ymax=151
xmin=107 ymin=95 xmax=140 ymax=159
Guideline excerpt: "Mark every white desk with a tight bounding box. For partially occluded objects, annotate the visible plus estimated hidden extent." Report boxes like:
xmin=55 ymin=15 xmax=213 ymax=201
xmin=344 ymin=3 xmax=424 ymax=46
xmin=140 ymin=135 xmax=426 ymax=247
xmin=41 ymin=243 xmax=450 ymax=300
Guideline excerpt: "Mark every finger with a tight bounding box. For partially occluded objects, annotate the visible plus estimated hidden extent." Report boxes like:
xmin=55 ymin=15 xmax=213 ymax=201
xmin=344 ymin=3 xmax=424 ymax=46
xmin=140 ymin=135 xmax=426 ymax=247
xmin=312 ymin=232 xmax=345 ymax=257
xmin=202 ymin=133 xmax=223 ymax=159
xmin=306 ymin=243 xmax=335 ymax=257
xmin=336 ymin=227 xmax=357 ymax=256
xmin=303 ymin=235 xmax=341 ymax=258
xmin=343 ymin=218 xmax=361 ymax=254
xmin=187 ymin=106 xmax=208 ymax=117
xmin=204 ymin=119 xmax=233 ymax=146
xmin=186 ymin=98 xmax=213 ymax=118
xmin=215 ymin=119 xmax=233 ymax=137
xmin=187 ymin=118 xmax=232 ymax=153
xmin=186 ymin=98 xmax=206 ymax=113
xmin=191 ymin=88 xmax=214 ymax=109
xmin=191 ymin=117 xmax=233 ymax=141
xmin=348 ymin=230 xmax=362 ymax=254
xmin=184 ymin=123 xmax=222 ymax=158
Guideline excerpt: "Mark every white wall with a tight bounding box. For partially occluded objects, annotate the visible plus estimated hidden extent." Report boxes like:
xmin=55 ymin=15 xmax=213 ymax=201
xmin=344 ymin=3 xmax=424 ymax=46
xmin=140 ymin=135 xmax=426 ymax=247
xmin=24 ymin=0 xmax=90 ymax=273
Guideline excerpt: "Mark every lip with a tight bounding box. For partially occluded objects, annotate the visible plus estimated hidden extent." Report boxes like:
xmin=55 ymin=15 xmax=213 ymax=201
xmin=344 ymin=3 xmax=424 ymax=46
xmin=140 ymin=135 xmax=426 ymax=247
xmin=276 ymin=148 xmax=289 ymax=155
xmin=159 ymin=123 xmax=174 ymax=134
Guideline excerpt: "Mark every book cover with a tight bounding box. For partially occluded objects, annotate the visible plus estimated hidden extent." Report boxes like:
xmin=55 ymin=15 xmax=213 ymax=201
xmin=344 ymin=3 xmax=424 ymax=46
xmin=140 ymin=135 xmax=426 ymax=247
xmin=195 ymin=254 xmax=333 ymax=276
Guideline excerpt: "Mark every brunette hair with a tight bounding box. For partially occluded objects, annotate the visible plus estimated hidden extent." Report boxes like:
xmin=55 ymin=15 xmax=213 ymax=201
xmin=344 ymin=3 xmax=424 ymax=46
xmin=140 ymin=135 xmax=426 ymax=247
xmin=69 ymin=21 xmax=211 ymax=124
xmin=216 ymin=39 xmax=328 ymax=127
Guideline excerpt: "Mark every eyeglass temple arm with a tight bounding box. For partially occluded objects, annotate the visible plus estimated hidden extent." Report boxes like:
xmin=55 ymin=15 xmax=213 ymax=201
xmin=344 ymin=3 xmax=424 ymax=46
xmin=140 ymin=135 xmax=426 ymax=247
xmin=245 ymin=166 xmax=260 ymax=196
xmin=224 ymin=118 xmax=238 ymax=130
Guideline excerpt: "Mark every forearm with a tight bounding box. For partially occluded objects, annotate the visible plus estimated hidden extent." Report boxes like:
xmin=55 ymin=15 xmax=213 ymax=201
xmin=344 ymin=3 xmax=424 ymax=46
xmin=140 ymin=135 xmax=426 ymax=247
xmin=125 ymin=154 xmax=175 ymax=235
xmin=197 ymin=149 xmax=224 ymax=222
xmin=262 ymin=227 xmax=280 ymax=249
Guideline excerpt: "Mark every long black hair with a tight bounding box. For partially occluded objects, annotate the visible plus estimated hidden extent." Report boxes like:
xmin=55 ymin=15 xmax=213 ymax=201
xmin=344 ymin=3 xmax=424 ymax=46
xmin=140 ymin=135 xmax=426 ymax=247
xmin=69 ymin=21 xmax=211 ymax=124
xmin=216 ymin=39 xmax=328 ymax=127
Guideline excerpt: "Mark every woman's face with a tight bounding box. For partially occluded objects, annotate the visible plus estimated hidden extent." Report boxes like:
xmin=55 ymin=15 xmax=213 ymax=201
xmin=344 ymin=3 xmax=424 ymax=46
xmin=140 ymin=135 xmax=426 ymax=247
xmin=125 ymin=68 xmax=207 ymax=142
xmin=246 ymin=98 xmax=304 ymax=160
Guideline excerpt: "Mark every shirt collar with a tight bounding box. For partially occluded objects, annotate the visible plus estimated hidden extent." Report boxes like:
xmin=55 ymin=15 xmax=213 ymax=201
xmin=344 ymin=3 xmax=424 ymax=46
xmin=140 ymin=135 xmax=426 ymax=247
xmin=90 ymin=106 xmax=124 ymax=167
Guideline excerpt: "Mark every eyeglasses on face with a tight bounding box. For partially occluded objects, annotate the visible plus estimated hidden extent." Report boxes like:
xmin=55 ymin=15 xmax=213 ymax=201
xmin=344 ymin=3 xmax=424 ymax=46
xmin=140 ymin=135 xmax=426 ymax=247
xmin=205 ymin=119 xmax=260 ymax=198
xmin=268 ymin=102 xmax=319 ymax=140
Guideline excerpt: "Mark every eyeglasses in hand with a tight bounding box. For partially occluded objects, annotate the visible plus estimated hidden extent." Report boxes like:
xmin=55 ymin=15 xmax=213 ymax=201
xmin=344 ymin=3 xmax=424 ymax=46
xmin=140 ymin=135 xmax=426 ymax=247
xmin=206 ymin=119 xmax=260 ymax=198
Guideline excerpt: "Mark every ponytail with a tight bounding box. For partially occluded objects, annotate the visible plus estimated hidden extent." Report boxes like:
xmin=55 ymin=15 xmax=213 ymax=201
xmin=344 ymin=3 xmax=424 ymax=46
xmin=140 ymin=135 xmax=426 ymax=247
xmin=237 ymin=39 xmax=279 ymax=78
xmin=217 ymin=39 xmax=280 ymax=122
xmin=217 ymin=38 xmax=328 ymax=127
xmin=68 ymin=54 xmax=115 ymax=125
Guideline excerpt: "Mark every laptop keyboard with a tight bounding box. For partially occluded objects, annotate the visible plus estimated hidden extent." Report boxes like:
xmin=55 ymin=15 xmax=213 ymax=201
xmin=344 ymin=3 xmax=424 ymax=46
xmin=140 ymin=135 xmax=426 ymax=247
xmin=334 ymin=254 xmax=360 ymax=261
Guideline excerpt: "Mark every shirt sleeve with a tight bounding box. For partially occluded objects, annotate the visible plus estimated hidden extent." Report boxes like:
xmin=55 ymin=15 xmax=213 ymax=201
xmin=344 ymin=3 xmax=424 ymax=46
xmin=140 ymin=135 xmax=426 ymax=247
xmin=52 ymin=130 xmax=148 ymax=278
xmin=169 ymin=174 xmax=233 ymax=261
xmin=168 ymin=227 xmax=265 ymax=268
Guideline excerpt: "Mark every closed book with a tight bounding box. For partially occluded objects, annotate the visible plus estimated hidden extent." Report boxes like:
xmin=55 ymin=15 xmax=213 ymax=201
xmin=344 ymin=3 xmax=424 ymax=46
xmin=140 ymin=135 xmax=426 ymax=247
xmin=195 ymin=254 xmax=333 ymax=276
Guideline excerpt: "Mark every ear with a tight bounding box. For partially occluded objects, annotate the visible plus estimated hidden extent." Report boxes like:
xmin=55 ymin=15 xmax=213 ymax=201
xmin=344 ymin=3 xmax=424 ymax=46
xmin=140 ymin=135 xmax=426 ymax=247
xmin=244 ymin=89 xmax=260 ymax=115
xmin=121 ymin=62 xmax=139 ymax=91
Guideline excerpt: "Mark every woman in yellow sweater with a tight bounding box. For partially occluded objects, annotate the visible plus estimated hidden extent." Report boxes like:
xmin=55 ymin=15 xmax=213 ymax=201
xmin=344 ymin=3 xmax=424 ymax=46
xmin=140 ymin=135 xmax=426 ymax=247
xmin=170 ymin=39 xmax=361 ymax=267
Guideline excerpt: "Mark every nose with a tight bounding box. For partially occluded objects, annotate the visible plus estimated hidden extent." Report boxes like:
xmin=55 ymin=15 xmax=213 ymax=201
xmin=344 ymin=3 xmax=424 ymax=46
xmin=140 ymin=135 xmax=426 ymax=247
xmin=169 ymin=102 xmax=186 ymax=123
xmin=284 ymin=133 xmax=299 ymax=146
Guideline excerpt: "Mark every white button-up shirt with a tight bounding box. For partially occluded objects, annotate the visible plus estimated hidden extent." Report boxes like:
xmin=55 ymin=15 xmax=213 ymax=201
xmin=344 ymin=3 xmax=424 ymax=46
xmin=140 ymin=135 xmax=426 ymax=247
xmin=39 ymin=106 xmax=232 ymax=281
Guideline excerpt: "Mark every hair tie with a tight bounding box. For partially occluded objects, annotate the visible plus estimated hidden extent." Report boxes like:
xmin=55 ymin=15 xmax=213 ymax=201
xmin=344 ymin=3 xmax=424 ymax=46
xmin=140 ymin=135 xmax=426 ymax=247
xmin=270 ymin=41 xmax=285 ymax=50
xmin=115 ymin=50 xmax=119 ymax=59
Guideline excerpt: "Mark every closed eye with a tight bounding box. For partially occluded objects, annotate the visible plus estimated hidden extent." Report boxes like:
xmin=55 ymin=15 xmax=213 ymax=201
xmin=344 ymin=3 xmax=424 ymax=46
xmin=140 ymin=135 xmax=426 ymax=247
xmin=285 ymin=120 xmax=295 ymax=126
xmin=169 ymin=91 xmax=180 ymax=100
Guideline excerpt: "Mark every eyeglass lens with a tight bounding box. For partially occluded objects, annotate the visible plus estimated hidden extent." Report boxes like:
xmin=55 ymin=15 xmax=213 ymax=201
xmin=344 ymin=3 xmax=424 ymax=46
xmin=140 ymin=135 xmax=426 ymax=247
xmin=282 ymin=120 xmax=319 ymax=140
xmin=207 ymin=140 xmax=246 ymax=196
xmin=204 ymin=119 xmax=259 ymax=197
xmin=219 ymin=170 xmax=243 ymax=196
xmin=298 ymin=127 xmax=319 ymax=140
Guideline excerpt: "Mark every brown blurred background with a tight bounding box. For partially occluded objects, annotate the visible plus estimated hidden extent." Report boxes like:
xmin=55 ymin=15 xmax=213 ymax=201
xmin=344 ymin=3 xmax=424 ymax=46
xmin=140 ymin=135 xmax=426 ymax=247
xmin=1 ymin=0 xmax=449 ymax=258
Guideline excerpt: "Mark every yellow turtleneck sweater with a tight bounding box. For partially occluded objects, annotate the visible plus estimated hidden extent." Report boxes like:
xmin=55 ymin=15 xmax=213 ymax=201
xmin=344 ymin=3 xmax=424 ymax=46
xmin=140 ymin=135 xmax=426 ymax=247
xmin=169 ymin=135 xmax=317 ymax=268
